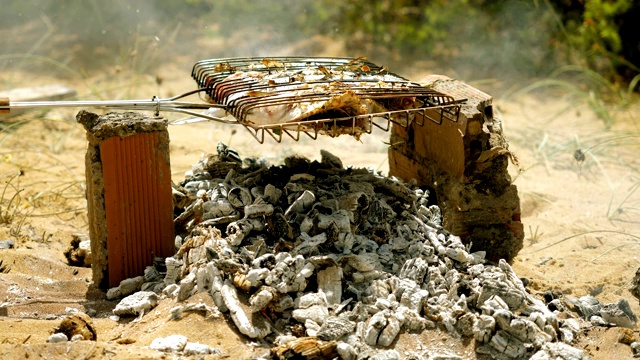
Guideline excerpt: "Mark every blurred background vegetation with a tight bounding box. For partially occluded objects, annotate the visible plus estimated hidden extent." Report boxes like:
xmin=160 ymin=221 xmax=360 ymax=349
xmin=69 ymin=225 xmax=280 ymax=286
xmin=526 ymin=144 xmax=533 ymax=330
xmin=0 ymin=0 xmax=638 ymax=94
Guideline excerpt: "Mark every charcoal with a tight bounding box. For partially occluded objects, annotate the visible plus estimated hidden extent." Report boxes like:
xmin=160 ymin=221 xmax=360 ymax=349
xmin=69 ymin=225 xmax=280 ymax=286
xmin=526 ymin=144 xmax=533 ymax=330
xmin=336 ymin=341 xmax=358 ymax=360
xmin=317 ymin=265 xmax=343 ymax=305
xmin=226 ymin=218 xmax=262 ymax=246
xmin=378 ymin=314 xmax=401 ymax=347
xmin=227 ymin=186 xmax=252 ymax=209
xmin=284 ymin=190 xmax=315 ymax=217
xmin=529 ymin=342 xmax=588 ymax=360
xmin=177 ymin=271 xmax=197 ymax=301
xmin=270 ymin=336 xmax=339 ymax=360
xmin=106 ymin=275 xmax=144 ymax=300
xmin=473 ymin=314 xmax=496 ymax=343
xmin=244 ymin=203 xmax=274 ymax=218
xmin=317 ymin=316 xmax=356 ymax=340
xmin=221 ymin=279 xmax=271 ymax=339
xmin=363 ymin=310 xmax=389 ymax=346
xmin=367 ymin=349 xmax=401 ymax=360
xmin=488 ymin=330 xmax=526 ymax=359
xmin=117 ymin=149 xmax=632 ymax=359
xmin=249 ymin=286 xmax=276 ymax=313
xmin=600 ymin=298 xmax=637 ymax=328
xmin=456 ymin=312 xmax=477 ymax=337
xmin=169 ymin=302 xmax=220 ymax=320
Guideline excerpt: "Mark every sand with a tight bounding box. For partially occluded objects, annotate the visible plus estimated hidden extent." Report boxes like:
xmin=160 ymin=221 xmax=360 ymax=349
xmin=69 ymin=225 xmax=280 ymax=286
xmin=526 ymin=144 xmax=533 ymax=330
xmin=0 ymin=42 xmax=639 ymax=359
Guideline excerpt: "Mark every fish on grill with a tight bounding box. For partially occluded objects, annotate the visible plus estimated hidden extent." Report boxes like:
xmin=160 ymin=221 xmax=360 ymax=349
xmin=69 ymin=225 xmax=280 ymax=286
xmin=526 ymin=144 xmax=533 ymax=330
xmin=203 ymin=61 xmax=421 ymax=137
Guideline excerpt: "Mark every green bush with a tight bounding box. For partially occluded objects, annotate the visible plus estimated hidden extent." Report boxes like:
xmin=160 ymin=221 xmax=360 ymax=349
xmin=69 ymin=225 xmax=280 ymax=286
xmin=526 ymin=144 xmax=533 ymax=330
xmin=549 ymin=0 xmax=640 ymax=84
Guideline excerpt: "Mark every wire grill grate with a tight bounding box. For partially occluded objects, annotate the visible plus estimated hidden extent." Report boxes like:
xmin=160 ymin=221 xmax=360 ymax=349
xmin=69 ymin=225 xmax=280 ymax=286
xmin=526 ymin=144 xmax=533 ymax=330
xmin=191 ymin=57 xmax=465 ymax=143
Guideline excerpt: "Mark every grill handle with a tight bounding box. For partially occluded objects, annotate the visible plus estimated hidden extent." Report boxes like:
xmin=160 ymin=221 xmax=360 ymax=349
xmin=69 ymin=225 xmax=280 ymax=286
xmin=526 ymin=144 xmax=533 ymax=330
xmin=0 ymin=97 xmax=8 ymax=114
xmin=0 ymin=91 xmax=237 ymax=124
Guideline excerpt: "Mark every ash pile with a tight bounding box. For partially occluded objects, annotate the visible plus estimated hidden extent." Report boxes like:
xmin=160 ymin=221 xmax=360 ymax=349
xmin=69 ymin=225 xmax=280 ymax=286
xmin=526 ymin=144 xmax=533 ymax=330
xmin=108 ymin=144 xmax=629 ymax=359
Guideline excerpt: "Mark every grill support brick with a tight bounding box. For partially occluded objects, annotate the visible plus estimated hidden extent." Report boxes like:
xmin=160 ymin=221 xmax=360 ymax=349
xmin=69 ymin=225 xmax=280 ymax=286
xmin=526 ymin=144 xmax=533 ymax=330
xmin=77 ymin=111 xmax=175 ymax=289
xmin=388 ymin=75 xmax=524 ymax=261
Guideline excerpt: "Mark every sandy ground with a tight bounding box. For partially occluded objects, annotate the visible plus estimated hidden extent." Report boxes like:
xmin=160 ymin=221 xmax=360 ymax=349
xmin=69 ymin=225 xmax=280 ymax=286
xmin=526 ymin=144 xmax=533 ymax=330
xmin=1 ymin=34 xmax=640 ymax=358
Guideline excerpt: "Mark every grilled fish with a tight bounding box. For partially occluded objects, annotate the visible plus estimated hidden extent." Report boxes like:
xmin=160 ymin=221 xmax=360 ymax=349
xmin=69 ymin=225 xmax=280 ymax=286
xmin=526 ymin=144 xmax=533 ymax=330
xmin=203 ymin=62 xmax=420 ymax=137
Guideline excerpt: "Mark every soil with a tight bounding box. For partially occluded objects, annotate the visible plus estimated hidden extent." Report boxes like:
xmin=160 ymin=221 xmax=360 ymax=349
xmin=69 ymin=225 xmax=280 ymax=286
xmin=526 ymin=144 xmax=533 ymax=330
xmin=1 ymin=32 xmax=639 ymax=359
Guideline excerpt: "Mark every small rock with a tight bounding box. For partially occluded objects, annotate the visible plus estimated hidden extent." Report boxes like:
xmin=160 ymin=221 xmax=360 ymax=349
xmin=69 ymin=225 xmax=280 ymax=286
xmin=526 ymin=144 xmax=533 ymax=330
xmin=565 ymin=296 xmax=602 ymax=320
xmin=184 ymin=342 xmax=221 ymax=355
xmin=116 ymin=337 xmax=136 ymax=344
xmin=107 ymin=276 xmax=145 ymax=300
xmin=113 ymin=291 xmax=158 ymax=318
xmin=46 ymin=333 xmax=68 ymax=343
xmin=0 ymin=239 xmax=15 ymax=249
xmin=63 ymin=236 xmax=91 ymax=267
xmin=368 ymin=349 xmax=401 ymax=360
xmin=600 ymin=299 xmax=637 ymax=328
xmin=618 ymin=327 xmax=636 ymax=345
xmin=589 ymin=315 xmax=608 ymax=326
xmin=630 ymin=267 xmax=640 ymax=304
xmin=150 ymin=334 xmax=188 ymax=353
xmin=0 ymin=259 xmax=10 ymax=273
xmin=53 ymin=313 xmax=97 ymax=341
xmin=529 ymin=341 xmax=587 ymax=360
xmin=430 ymin=352 xmax=463 ymax=360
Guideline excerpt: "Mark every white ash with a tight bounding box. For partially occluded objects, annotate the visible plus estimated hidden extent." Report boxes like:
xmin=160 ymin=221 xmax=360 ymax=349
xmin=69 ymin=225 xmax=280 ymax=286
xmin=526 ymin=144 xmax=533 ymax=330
xmin=113 ymin=291 xmax=158 ymax=320
xmin=118 ymin=147 xmax=631 ymax=359
xmin=149 ymin=334 xmax=188 ymax=353
xmin=184 ymin=341 xmax=221 ymax=355
xmin=529 ymin=342 xmax=587 ymax=360
xmin=169 ymin=301 xmax=221 ymax=320
xmin=149 ymin=333 xmax=222 ymax=355
xmin=46 ymin=333 xmax=68 ymax=343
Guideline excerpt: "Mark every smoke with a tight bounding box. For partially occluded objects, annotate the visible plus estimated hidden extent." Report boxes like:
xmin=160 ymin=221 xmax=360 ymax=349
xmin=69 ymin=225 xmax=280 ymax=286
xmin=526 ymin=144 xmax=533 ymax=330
xmin=0 ymin=0 xmax=348 ymax=76
xmin=1 ymin=0 xmax=561 ymax=90
xmin=0 ymin=0 xmax=183 ymax=75
xmin=445 ymin=1 xmax=559 ymax=85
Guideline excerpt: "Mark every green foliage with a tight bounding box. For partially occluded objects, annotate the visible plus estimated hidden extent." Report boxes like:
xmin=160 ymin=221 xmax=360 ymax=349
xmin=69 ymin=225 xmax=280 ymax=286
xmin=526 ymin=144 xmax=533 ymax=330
xmin=320 ymin=0 xmax=459 ymax=53
xmin=575 ymin=0 xmax=631 ymax=54
xmin=548 ymin=0 xmax=640 ymax=82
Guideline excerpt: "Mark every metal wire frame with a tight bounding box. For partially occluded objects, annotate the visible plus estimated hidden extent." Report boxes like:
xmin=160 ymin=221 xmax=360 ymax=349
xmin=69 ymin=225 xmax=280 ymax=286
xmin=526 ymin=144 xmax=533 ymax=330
xmin=190 ymin=56 xmax=466 ymax=142
xmin=239 ymin=102 xmax=465 ymax=144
